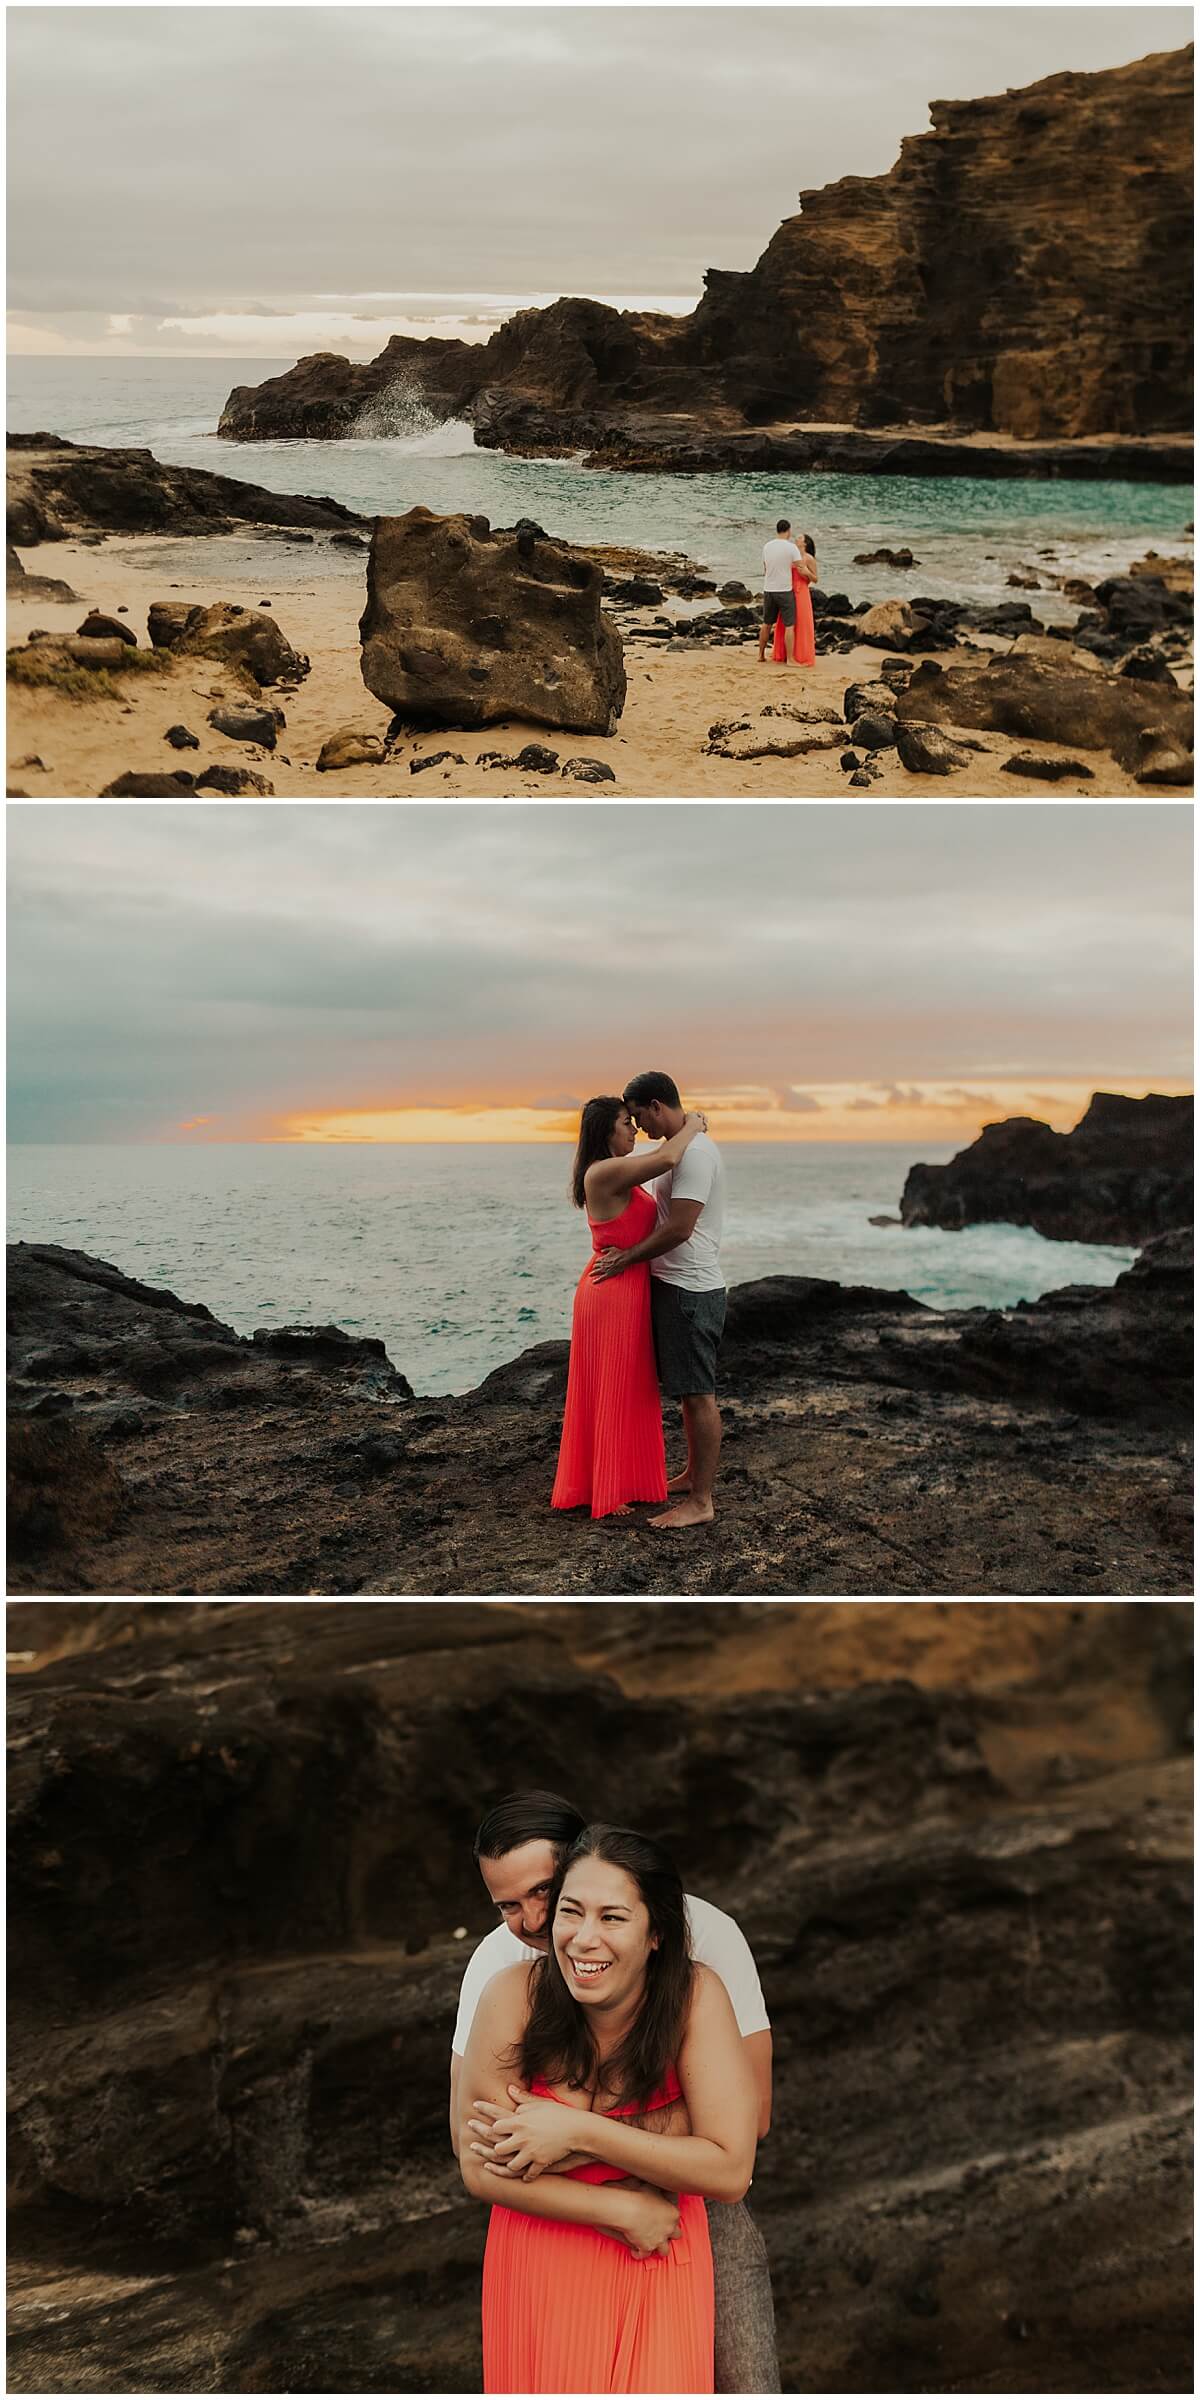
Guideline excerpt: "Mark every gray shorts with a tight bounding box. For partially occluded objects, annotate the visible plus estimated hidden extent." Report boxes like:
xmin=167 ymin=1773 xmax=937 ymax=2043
xmin=761 ymin=589 xmax=796 ymax=627
xmin=650 ymin=1279 xmax=727 ymax=1398
xmin=706 ymin=2198 xmax=781 ymax=2392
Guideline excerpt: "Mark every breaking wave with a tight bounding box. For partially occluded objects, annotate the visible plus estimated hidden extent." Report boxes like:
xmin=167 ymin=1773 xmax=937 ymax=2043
xmin=348 ymin=373 xmax=475 ymax=453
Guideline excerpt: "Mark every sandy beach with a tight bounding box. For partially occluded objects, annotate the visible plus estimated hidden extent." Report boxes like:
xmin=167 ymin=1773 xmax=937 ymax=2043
xmin=8 ymin=530 xmax=1175 ymax=800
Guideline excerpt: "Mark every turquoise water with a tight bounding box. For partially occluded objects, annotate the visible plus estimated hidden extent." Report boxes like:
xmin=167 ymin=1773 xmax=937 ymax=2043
xmin=6 ymin=1140 xmax=1136 ymax=1398
xmin=8 ymin=357 xmax=1191 ymax=612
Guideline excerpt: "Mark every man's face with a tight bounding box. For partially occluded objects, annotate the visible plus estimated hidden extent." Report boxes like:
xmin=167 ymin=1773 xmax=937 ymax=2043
xmin=631 ymin=1099 xmax=669 ymax=1139
xmin=478 ymin=1838 xmax=559 ymax=1950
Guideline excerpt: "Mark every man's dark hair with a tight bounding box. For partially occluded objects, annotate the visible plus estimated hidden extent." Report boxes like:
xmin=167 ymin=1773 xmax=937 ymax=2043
xmin=776 ymin=518 xmax=791 ymax=534
xmin=623 ymin=1070 xmax=682 ymax=1112
xmin=473 ymin=1789 xmax=587 ymax=1862
xmin=570 ymin=1096 xmax=625 ymax=1208
xmin=511 ymin=1824 xmax=693 ymax=2111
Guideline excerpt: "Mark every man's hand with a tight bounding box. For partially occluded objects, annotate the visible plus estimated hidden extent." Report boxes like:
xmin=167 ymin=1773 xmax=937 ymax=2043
xmin=590 ymin=1249 xmax=630 ymax=1284
xmin=467 ymin=2085 xmax=581 ymax=2181
xmin=610 ymin=2180 xmax=683 ymax=2260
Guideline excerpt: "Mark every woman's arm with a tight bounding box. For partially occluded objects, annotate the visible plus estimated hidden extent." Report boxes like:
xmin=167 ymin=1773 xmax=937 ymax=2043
xmin=457 ymin=1967 xmax=682 ymax=2255
xmin=480 ymin=1967 xmax=757 ymax=2205
xmin=584 ymin=1111 xmax=705 ymax=1203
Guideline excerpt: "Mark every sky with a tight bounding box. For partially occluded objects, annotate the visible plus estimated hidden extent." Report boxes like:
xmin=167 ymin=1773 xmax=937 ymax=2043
xmin=6 ymin=802 xmax=1192 ymax=1147
xmin=7 ymin=5 xmax=1191 ymax=356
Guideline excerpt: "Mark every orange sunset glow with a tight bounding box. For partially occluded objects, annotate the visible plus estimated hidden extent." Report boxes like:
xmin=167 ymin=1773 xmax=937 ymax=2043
xmin=179 ymin=1080 xmax=1194 ymax=1148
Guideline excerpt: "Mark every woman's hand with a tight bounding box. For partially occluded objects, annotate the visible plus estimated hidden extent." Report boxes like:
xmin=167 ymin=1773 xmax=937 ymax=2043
xmin=683 ymin=1110 xmax=708 ymax=1137
xmin=467 ymin=2086 xmax=581 ymax=2182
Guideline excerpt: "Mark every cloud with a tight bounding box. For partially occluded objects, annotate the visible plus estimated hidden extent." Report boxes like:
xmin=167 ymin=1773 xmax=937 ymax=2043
xmin=772 ymin=1087 xmax=824 ymax=1112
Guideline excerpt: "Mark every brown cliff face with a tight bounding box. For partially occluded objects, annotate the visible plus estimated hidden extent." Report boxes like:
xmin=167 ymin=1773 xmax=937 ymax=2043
xmin=218 ymin=46 xmax=1193 ymax=449
xmin=687 ymin=46 xmax=1194 ymax=437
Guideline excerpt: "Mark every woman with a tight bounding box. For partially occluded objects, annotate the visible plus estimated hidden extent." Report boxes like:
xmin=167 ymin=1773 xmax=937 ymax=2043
xmin=457 ymin=1824 xmax=757 ymax=2394
xmin=772 ymin=531 xmax=818 ymax=666
xmin=551 ymin=1098 xmax=706 ymax=1519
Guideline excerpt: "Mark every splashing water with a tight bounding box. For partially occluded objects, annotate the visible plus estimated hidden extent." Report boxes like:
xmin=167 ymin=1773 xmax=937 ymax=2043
xmin=349 ymin=373 xmax=441 ymax=442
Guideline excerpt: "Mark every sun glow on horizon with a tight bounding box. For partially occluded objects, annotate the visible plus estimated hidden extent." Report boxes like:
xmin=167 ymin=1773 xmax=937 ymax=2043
xmin=161 ymin=1080 xmax=1194 ymax=1148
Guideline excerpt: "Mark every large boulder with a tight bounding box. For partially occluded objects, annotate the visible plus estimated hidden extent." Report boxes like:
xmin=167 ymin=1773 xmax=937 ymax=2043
xmin=900 ymin=1091 xmax=1193 ymax=1246
xmin=359 ymin=509 xmax=626 ymax=734
xmin=897 ymin=655 xmax=1194 ymax=778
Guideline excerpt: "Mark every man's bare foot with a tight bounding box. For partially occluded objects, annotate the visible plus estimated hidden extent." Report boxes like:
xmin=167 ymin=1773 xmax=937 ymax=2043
xmin=665 ymin=1467 xmax=692 ymax=1494
xmin=649 ymin=1496 xmax=715 ymax=1529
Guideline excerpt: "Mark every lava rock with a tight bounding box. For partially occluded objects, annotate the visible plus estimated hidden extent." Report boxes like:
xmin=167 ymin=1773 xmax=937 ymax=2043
xmin=165 ymin=725 xmax=201 ymax=751
xmin=316 ymin=730 xmax=386 ymax=772
xmin=895 ymin=720 xmax=975 ymax=776
xmin=561 ymin=757 xmax=616 ymax=783
xmin=1001 ymin=753 xmax=1095 ymax=781
xmin=193 ymin=766 xmax=275 ymax=796
xmin=409 ymin=751 xmax=466 ymax=775
xmin=98 ymin=771 xmax=196 ymax=796
xmin=207 ymin=707 xmax=281 ymax=751
xmin=77 ymin=611 xmax=137 ymax=647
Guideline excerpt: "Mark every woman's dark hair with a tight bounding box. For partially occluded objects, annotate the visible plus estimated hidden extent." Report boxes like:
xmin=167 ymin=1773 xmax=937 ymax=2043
xmin=570 ymin=1096 xmax=625 ymax=1208
xmin=512 ymin=1824 xmax=693 ymax=2111
xmin=801 ymin=533 xmax=816 ymax=555
xmin=473 ymin=1789 xmax=587 ymax=1862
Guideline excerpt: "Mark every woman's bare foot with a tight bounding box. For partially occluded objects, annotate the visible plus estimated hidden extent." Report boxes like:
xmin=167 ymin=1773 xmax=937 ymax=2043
xmin=665 ymin=1466 xmax=692 ymax=1493
xmin=649 ymin=1496 xmax=715 ymax=1529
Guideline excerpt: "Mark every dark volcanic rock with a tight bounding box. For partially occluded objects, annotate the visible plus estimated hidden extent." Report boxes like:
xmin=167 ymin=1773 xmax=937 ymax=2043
xmin=360 ymin=509 xmax=625 ymax=734
xmin=217 ymin=50 xmax=1192 ymax=460
xmin=77 ymin=610 xmax=137 ymax=646
xmin=1001 ymin=752 xmax=1095 ymax=781
xmin=5 ymin=1236 xmax=1191 ymax=1598
xmin=207 ymin=705 xmax=281 ymax=750
xmin=6 ymin=437 xmax=365 ymax=546
xmin=99 ymin=771 xmax=197 ymax=796
xmin=177 ymin=603 xmax=309 ymax=689
xmin=897 ymin=654 xmax=1194 ymax=778
xmin=901 ymin=1091 xmax=1193 ymax=1246
xmin=4 ymin=1601 xmax=1193 ymax=2396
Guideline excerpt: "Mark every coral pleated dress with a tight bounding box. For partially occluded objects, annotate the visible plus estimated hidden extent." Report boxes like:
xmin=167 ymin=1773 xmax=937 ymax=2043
xmin=482 ymin=2071 xmax=714 ymax=2393
xmin=772 ymin=561 xmax=816 ymax=665
xmin=551 ymin=1188 xmax=667 ymax=1518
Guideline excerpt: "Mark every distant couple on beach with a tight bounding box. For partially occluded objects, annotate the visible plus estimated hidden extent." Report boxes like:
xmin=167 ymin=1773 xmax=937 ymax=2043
xmin=452 ymin=1788 xmax=778 ymax=2392
xmin=551 ymin=1071 xmax=725 ymax=1529
xmin=758 ymin=517 xmax=818 ymax=667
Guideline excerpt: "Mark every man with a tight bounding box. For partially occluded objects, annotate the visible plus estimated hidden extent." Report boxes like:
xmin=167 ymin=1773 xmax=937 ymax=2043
xmin=450 ymin=1789 xmax=781 ymax=2395
xmin=593 ymin=1068 xmax=725 ymax=1531
xmin=758 ymin=516 xmax=804 ymax=664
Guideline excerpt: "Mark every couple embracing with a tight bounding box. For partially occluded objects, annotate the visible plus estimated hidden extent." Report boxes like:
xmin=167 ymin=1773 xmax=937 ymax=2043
xmin=552 ymin=1070 xmax=726 ymax=1527
xmin=452 ymin=1789 xmax=779 ymax=2393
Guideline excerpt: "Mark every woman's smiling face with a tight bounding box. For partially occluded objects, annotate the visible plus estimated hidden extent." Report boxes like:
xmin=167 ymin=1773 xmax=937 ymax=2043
xmin=553 ymin=1856 xmax=657 ymax=2006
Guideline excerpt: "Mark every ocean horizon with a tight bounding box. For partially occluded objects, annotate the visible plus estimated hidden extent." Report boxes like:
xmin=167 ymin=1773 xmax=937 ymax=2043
xmin=7 ymin=1139 xmax=1139 ymax=1398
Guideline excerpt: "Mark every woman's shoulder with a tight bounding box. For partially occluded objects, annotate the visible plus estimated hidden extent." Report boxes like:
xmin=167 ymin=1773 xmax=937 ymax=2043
xmin=475 ymin=1958 xmax=538 ymax=2027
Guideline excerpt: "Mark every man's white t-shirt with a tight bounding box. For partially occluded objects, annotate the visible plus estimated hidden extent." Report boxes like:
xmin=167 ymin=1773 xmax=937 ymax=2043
xmin=762 ymin=537 xmax=803 ymax=592
xmin=452 ymin=1891 xmax=769 ymax=2056
xmin=649 ymin=1131 xmax=725 ymax=1292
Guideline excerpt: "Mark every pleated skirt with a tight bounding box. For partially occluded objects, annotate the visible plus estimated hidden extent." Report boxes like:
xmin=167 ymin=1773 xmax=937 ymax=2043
xmin=550 ymin=1257 xmax=667 ymax=1518
xmin=482 ymin=2193 xmax=714 ymax=2393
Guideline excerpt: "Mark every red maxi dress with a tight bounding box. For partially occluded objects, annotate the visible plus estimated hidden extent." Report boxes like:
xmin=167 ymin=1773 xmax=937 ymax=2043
xmin=482 ymin=2069 xmax=714 ymax=2393
xmin=772 ymin=560 xmax=816 ymax=665
xmin=550 ymin=1187 xmax=667 ymax=1519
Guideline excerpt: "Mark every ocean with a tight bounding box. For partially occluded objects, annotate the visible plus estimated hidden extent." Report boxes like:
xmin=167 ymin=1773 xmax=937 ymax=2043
xmin=7 ymin=1141 xmax=1137 ymax=1398
xmin=8 ymin=357 xmax=1191 ymax=615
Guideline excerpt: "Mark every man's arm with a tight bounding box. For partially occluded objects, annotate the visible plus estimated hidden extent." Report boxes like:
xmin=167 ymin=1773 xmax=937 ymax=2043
xmin=592 ymin=1197 xmax=702 ymax=1281
xmin=743 ymin=2029 xmax=773 ymax=2139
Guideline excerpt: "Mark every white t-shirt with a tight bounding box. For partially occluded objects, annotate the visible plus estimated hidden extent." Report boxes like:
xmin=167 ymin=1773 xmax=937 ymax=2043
xmin=649 ymin=1131 xmax=725 ymax=1292
xmin=762 ymin=537 xmax=803 ymax=592
xmin=452 ymin=1891 xmax=769 ymax=2056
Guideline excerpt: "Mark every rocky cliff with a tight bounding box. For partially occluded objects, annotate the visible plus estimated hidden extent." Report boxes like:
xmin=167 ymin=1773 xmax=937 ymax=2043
xmin=902 ymin=1091 xmax=1194 ymax=1244
xmin=6 ymin=436 xmax=367 ymax=547
xmin=218 ymin=46 xmax=1193 ymax=454
xmin=6 ymin=1600 xmax=1193 ymax=2393
xmin=7 ymin=1232 xmax=1192 ymax=1595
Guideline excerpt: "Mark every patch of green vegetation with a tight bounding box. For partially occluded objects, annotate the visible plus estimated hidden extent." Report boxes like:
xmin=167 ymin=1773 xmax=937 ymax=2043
xmin=7 ymin=644 xmax=173 ymax=701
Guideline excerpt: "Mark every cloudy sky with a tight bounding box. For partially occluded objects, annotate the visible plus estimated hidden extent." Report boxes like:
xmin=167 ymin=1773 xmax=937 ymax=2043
xmin=8 ymin=5 xmax=1190 ymax=356
xmin=6 ymin=802 xmax=1192 ymax=1147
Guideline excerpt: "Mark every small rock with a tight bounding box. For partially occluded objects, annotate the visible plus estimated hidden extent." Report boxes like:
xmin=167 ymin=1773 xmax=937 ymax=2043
xmin=853 ymin=547 xmax=916 ymax=569
xmin=330 ymin=531 xmax=368 ymax=548
xmin=717 ymin=580 xmax=752 ymax=601
xmin=561 ymin=757 xmax=616 ymax=783
xmin=207 ymin=707 xmax=281 ymax=751
xmin=165 ymin=725 xmax=201 ymax=751
xmin=843 ymin=680 xmax=896 ymax=721
xmin=99 ymin=771 xmax=196 ymax=796
xmin=514 ymin=744 xmax=560 ymax=774
xmin=15 ymin=754 xmax=46 ymax=770
xmin=1001 ymin=753 xmax=1095 ymax=782
xmin=410 ymin=750 xmax=466 ymax=775
xmin=1134 ymin=729 xmax=1194 ymax=788
xmin=193 ymin=766 xmax=275 ymax=796
xmin=895 ymin=720 xmax=974 ymax=777
xmin=317 ymin=729 xmax=386 ymax=772
xmin=849 ymin=770 xmax=872 ymax=787
xmin=1120 ymin=649 xmax=1177 ymax=685
xmin=850 ymin=711 xmax=896 ymax=751
xmin=857 ymin=599 xmax=920 ymax=650
xmin=77 ymin=610 xmax=137 ymax=646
